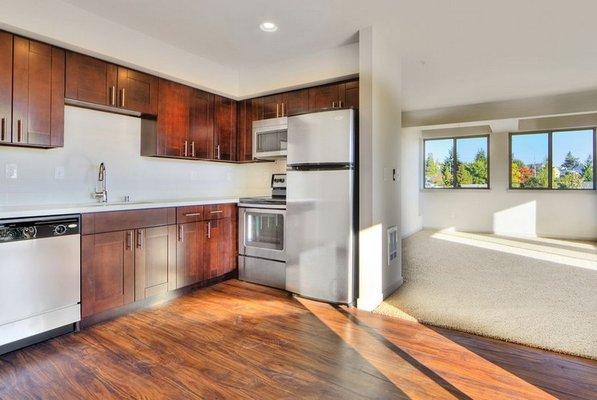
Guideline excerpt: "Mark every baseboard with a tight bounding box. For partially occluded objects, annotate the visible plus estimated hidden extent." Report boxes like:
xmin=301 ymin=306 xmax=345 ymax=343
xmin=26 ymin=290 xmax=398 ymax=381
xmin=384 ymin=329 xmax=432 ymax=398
xmin=402 ymin=227 xmax=422 ymax=239
xmin=383 ymin=277 xmax=404 ymax=299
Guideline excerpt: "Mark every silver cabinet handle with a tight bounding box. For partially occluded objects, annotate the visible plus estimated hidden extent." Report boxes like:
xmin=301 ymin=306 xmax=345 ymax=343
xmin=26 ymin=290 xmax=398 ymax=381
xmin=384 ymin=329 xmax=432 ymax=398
xmin=185 ymin=212 xmax=202 ymax=217
xmin=207 ymin=222 xmax=211 ymax=239
xmin=178 ymin=224 xmax=183 ymax=242
xmin=120 ymin=88 xmax=126 ymax=108
xmin=126 ymin=231 xmax=133 ymax=250
xmin=0 ymin=117 xmax=5 ymax=141
xmin=276 ymin=103 xmax=279 ymax=118
xmin=210 ymin=210 xmax=223 ymax=214
xmin=339 ymin=100 xmax=343 ymax=108
xmin=137 ymin=229 xmax=143 ymax=249
xmin=191 ymin=141 xmax=195 ymax=157
xmin=281 ymin=102 xmax=285 ymax=116
xmin=332 ymin=101 xmax=336 ymax=108
xmin=216 ymin=144 xmax=221 ymax=160
xmin=112 ymin=86 xmax=116 ymax=106
xmin=184 ymin=140 xmax=188 ymax=157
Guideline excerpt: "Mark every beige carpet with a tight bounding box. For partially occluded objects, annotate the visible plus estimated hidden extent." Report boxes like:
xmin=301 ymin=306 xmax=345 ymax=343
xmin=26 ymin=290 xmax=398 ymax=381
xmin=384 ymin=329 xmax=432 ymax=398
xmin=376 ymin=229 xmax=597 ymax=359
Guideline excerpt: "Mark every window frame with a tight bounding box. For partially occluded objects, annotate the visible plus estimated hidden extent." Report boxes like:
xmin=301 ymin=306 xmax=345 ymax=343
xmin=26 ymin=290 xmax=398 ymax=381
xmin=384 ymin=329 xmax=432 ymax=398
xmin=508 ymin=127 xmax=596 ymax=191
xmin=422 ymin=134 xmax=491 ymax=190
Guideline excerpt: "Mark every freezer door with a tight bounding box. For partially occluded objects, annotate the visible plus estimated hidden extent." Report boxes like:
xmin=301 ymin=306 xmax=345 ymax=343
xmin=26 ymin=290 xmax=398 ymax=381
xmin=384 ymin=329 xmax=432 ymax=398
xmin=287 ymin=109 xmax=355 ymax=165
xmin=285 ymin=169 xmax=355 ymax=303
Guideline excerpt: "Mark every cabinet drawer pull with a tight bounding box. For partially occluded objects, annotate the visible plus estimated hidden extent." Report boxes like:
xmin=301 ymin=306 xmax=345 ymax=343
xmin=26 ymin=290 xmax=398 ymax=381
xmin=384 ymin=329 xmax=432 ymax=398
xmin=184 ymin=212 xmax=202 ymax=217
xmin=210 ymin=210 xmax=223 ymax=214
xmin=121 ymin=88 xmax=126 ymax=108
xmin=184 ymin=140 xmax=188 ymax=157
xmin=207 ymin=222 xmax=211 ymax=239
xmin=178 ymin=225 xmax=184 ymax=242
xmin=191 ymin=141 xmax=195 ymax=157
xmin=216 ymin=145 xmax=221 ymax=160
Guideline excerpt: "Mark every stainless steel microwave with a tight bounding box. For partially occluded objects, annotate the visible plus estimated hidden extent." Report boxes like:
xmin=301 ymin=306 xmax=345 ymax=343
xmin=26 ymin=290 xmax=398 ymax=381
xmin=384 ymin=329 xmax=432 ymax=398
xmin=252 ymin=117 xmax=287 ymax=159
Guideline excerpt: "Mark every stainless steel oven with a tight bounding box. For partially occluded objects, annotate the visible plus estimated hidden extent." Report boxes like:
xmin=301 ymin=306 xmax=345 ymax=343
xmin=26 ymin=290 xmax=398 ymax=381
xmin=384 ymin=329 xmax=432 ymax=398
xmin=252 ymin=117 xmax=288 ymax=159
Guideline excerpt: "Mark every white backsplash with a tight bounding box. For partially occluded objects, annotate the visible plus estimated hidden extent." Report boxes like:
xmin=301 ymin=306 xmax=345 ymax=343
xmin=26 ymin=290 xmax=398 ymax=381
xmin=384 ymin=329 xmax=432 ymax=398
xmin=0 ymin=106 xmax=285 ymax=206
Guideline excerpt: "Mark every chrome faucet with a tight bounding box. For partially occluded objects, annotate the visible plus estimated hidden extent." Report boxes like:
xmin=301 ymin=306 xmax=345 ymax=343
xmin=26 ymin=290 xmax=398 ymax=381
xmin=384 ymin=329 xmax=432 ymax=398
xmin=92 ymin=162 xmax=108 ymax=203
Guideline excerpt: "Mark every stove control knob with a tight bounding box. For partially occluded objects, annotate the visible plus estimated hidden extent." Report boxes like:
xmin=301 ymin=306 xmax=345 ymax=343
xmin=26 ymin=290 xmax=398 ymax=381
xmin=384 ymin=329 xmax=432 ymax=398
xmin=53 ymin=225 xmax=67 ymax=235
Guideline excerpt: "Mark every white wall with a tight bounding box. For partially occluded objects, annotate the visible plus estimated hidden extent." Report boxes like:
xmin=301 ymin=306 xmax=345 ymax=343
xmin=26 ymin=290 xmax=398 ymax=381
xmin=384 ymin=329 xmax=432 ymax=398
xmin=0 ymin=107 xmax=281 ymax=206
xmin=238 ymin=43 xmax=359 ymax=98
xmin=401 ymin=119 xmax=597 ymax=240
xmin=357 ymin=26 xmax=403 ymax=311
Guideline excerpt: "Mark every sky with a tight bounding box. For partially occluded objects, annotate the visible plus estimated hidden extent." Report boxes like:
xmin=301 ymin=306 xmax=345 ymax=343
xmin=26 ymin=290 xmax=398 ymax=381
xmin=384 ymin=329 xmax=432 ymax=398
xmin=426 ymin=129 xmax=594 ymax=168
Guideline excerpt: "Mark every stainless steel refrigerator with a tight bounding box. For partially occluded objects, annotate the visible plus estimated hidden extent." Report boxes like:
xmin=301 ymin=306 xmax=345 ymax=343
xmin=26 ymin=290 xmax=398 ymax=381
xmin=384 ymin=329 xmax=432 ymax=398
xmin=285 ymin=109 xmax=357 ymax=304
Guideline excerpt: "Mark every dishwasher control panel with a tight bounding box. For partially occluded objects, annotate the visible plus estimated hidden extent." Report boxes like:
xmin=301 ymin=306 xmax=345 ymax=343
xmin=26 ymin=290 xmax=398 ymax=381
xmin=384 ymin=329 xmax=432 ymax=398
xmin=0 ymin=215 xmax=80 ymax=243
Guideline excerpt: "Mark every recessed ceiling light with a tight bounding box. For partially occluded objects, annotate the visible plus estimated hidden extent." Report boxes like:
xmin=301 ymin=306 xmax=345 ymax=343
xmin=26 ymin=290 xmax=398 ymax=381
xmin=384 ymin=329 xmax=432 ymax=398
xmin=260 ymin=22 xmax=278 ymax=32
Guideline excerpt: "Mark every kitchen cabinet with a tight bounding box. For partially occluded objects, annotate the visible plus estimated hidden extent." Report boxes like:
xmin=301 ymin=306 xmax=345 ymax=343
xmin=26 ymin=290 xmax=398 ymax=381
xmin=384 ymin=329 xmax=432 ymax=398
xmin=205 ymin=217 xmax=236 ymax=279
xmin=81 ymin=230 xmax=135 ymax=318
xmin=155 ymin=79 xmax=192 ymax=157
xmin=308 ymin=80 xmax=359 ymax=112
xmin=214 ymin=95 xmax=237 ymax=161
xmin=0 ymin=32 xmax=12 ymax=144
xmin=117 ymin=67 xmax=158 ymax=115
xmin=260 ymin=94 xmax=284 ymax=119
xmin=237 ymin=99 xmax=254 ymax=161
xmin=135 ymin=225 xmax=177 ymax=301
xmin=189 ymin=89 xmax=215 ymax=159
xmin=283 ymin=89 xmax=309 ymax=116
xmin=65 ymin=54 xmax=157 ymax=116
xmin=176 ymin=221 xmax=206 ymax=288
xmin=65 ymin=52 xmax=118 ymax=107
xmin=11 ymin=36 xmax=65 ymax=147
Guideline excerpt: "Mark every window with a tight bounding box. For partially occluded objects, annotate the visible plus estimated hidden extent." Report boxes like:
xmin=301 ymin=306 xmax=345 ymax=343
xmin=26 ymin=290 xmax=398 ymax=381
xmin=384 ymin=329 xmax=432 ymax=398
xmin=510 ymin=129 xmax=595 ymax=190
xmin=424 ymin=135 xmax=489 ymax=189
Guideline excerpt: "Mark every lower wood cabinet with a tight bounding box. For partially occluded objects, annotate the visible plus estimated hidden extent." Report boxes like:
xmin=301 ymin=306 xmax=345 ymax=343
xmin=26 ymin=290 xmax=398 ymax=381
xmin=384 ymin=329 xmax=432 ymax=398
xmin=81 ymin=230 xmax=135 ymax=318
xmin=135 ymin=225 xmax=177 ymax=301
xmin=81 ymin=205 xmax=237 ymax=321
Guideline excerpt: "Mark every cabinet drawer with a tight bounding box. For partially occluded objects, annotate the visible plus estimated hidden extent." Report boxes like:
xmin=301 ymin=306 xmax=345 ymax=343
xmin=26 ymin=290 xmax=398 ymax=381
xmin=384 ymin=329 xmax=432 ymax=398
xmin=176 ymin=206 xmax=204 ymax=223
xmin=204 ymin=203 xmax=235 ymax=220
xmin=83 ymin=208 xmax=176 ymax=235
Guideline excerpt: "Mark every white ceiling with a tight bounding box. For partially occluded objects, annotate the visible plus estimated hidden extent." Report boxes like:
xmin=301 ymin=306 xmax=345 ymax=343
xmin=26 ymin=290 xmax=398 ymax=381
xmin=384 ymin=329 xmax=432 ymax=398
xmin=64 ymin=0 xmax=597 ymax=110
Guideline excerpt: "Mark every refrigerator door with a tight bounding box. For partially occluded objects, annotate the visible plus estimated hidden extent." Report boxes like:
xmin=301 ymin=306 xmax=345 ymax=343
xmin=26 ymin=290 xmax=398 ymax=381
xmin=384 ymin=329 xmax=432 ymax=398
xmin=285 ymin=169 xmax=355 ymax=303
xmin=287 ymin=109 xmax=355 ymax=166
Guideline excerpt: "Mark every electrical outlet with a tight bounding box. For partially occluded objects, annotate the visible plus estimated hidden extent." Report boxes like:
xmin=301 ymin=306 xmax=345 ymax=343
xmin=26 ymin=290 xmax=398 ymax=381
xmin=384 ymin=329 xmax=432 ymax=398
xmin=5 ymin=164 xmax=17 ymax=180
xmin=54 ymin=166 xmax=65 ymax=180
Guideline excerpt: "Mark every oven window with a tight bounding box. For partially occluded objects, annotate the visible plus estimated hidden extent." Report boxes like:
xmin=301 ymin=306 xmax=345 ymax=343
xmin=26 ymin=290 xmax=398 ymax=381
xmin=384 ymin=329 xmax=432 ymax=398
xmin=256 ymin=129 xmax=287 ymax=153
xmin=246 ymin=212 xmax=284 ymax=250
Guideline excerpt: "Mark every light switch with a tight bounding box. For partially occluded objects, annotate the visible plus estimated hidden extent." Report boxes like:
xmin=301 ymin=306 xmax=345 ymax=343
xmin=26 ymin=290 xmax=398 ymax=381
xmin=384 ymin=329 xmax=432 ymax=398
xmin=5 ymin=164 xmax=17 ymax=180
xmin=54 ymin=166 xmax=65 ymax=180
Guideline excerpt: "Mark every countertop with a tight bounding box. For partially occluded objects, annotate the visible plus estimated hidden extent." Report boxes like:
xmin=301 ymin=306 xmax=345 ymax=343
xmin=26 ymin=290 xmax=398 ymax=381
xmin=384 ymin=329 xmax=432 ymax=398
xmin=0 ymin=197 xmax=240 ymax=220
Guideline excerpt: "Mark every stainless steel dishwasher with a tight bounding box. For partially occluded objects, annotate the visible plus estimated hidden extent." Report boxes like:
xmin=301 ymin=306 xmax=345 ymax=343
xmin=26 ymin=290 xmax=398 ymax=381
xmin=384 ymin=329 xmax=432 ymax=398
xmin=0 ymin=215 xmax=81 ymax=354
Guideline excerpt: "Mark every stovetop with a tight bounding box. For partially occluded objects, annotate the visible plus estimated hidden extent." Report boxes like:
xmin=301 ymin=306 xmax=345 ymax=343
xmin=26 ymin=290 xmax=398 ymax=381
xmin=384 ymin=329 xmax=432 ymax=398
xmin=238 ymin=196 xmax=286 ymax=205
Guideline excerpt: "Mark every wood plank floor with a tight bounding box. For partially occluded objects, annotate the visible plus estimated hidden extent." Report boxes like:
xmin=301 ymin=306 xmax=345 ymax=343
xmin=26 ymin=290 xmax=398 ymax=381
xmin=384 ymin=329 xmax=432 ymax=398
xmin=0 ymin=280 xmax=595 ymax=399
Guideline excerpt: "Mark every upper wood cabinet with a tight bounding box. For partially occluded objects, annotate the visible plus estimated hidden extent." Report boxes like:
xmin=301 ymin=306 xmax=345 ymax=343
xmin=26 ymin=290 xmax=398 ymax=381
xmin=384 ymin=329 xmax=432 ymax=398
xmin=9 ymin=36 xmax=65 ymax=148
xmin=189 ymin=89 xmax=214 ymax=159
xmin=214 ymin=95 xmax=237 ymax=161
xmin=65 ymin=52 xmax=117 ymax=107
xmin=308 ymin=83 xmax=345 ymax=111
xmin=81 ymin=230 xmax=135 ymax=318
xmin=65 ymin=52 xmax=157 ymax=116
xmin=343 ymin=80 xmax=359 ymax=109
xmin=117 ymin=67 xmax=158 ymax=115
xmin=260 ymin=94 xmax=283 ymax=119
xmin=283 ymin=89 xmax=309 ymax=116
xmin=135 ymin=225 xmax=177 ymax=301
xmin=155 ymin=79 xmax=192 ymax=157
xmin=0 ymin=32 xmax=12 ymax=144
xmin=237 ymin=99 xmax=256 ymax=161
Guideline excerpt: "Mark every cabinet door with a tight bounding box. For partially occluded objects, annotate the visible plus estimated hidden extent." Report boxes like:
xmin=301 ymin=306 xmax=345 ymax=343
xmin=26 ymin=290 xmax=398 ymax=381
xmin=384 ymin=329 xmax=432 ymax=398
xmin=65 ymin=52 xmax=118 ymax=107
xmin=157 ymin=79 xmax=191 ymax=157
xmin=308 ymin=83 xmax=344 ymax=112
xmin=12 ymin=37 xmax=65 ymax=147
xmin=117 ymin=67 xmax=158 ymax=115
xmin=236 ymin=99 xmax=254 ymax=161
xmin=81 ymin=230 xmax=135 ymax=318
xmin=0 ymin=32 xmax=12 ymax=144
xmin=135 ymin=225 xmax=177 ymax=301
xmin=214 ymin=95 xmax=237 ymax=161
xmin=189 ymin=89 xmax=214 ymax=159
xmin=282 ymin=89 xmax=308 ymax=116
xmin=205 ymin=218 xmax=236 ymax=279
xmin=176 ymin=222 xmax=205 ymax=288
xmin=344 ymin=80 xmax=359 ymax=109
xmin=260 ymin=94 xmax=283 ymax=119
